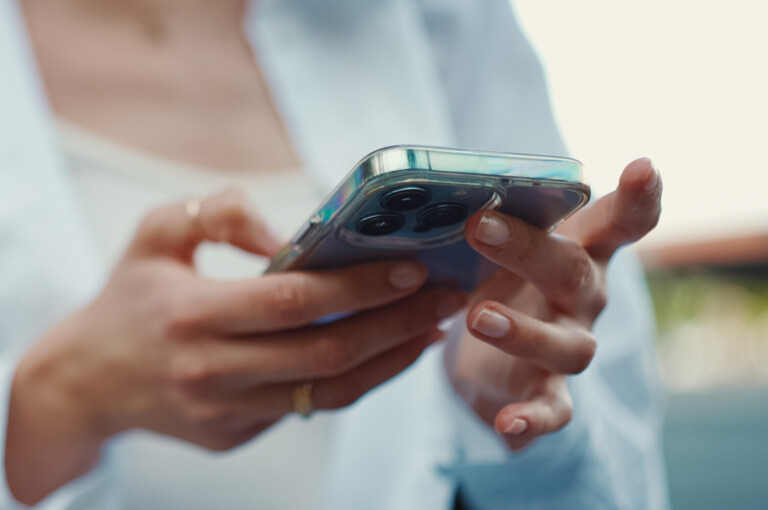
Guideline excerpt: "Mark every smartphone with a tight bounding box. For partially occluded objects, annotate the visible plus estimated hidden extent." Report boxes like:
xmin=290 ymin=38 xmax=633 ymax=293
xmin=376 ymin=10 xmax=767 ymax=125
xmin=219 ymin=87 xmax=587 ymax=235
xmin=267 ymin=146 xmax=590 ymax=292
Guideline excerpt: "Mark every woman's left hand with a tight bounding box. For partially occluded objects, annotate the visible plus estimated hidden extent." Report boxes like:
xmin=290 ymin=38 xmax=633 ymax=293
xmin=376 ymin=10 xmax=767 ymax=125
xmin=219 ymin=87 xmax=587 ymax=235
xmin=445 ymin=157 xmax=662 ymax=450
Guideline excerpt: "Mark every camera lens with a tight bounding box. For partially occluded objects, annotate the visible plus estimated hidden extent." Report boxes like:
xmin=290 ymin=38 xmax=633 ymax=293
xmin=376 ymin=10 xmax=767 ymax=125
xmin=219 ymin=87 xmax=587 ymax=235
xmin=418 ymin=202 xmax=468 ymax=228
xmin=381 ymin=187 xmax=430 ymax=212
xmin=356 ymin=213 xmax=405 ymax=236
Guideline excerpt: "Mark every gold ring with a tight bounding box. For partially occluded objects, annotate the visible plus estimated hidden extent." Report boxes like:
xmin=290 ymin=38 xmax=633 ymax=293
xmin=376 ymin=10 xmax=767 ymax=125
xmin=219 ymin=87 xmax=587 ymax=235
xmin=292 ymin=380 xmax=314 ymax=419
xmin=185 ymin=199 xmax=203 ymax=241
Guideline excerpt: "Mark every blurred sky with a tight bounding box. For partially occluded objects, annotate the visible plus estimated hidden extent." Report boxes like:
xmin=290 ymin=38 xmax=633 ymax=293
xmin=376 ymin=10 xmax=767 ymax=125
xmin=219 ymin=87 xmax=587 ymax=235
xmin=514 ymin=1 xmax=768 ymax=248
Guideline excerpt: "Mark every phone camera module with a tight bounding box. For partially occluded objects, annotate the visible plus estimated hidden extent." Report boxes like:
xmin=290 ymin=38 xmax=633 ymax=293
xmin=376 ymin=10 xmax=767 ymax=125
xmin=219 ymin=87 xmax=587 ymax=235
xmin=418 ymin=202 xmax=468 ymax=229
xmin=356 ymin=213 xmax=405 ymax=236
xmin=381 ymin=187 xmax=430 ymax=212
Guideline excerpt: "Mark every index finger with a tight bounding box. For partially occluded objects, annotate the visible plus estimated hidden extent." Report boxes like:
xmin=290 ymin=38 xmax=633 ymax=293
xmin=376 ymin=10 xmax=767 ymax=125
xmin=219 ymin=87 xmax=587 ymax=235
xmin=192 ymin=260 xmax=429 ymax=334
xmin=465 ymin=211 xmax=601 ymax=311
xmin=128 ymin=189 xmax=283 ymax=262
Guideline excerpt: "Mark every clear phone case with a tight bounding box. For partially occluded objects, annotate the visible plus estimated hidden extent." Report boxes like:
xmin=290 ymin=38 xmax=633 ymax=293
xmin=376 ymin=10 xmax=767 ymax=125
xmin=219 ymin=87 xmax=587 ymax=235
xmin=267 ymin=146 xmax=590 ymax=291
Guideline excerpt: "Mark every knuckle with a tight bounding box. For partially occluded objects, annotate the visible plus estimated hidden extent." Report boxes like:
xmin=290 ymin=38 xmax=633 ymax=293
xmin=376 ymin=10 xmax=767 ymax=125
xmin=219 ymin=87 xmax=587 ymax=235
xmin=559 ymin=395 xmax=574 ymax=427
xmin=262 ymin=275 xmax=311 ymax=326
xmin=562 ymin=251 xmax=593 ymax=295
xmin=513 ymin=334 xmax=541 ymax=360
xmin=162 ymin=300 xmax=202 ymax=340
xmin=221 ymin=194 xmax=249 ymax=227
xmin=608 ymin=214 xmax=638 ymax=241
xmin=645 ymin=209 xmax=661 ymax=233
xmin=568 ymin=333 xmax=597 ymax=374
xmin=512 ymin=230 xmax=538 ymax=266
xmin=609 ymin=203 xmax=658 ymax=244
xmin=199 ymin=189 xmax=252 ymax=242
xmin=581 ymin=281 xmax=610 ymax=325
xmin=211 ymin=192 xmax=250 ymax=241
xmin=136 ymin=208 xmax=167 ymax=242
xmin=314 ymin=336 xmax=353 ymax=376
xmin=592 ymin=288 xmax=609 ymax=316
xmin=169 ymin=349 xmax=217 ymax=386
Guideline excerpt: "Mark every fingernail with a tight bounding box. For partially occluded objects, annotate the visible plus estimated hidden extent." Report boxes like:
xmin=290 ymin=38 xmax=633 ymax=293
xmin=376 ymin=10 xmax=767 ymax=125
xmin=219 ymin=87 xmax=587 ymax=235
xmin=643 ymin=161 xmax=660 ymax=192
xmin=475 ymin=214 xmax=509 ymax=246
xmin=388 ymin=263 xmax=424 ymax=290
xmin=503 ymin=418 xmax=528 ymax=436
xmin=471 ymin=308 xmax=511 ymax=338
xmin=436 ymin=292 xmax=467 ymax=319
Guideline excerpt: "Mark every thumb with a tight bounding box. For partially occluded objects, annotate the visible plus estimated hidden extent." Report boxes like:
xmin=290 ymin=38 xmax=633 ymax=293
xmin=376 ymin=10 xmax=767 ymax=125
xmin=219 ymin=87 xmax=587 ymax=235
xmin=127 ymin=188 xmax=284 ymax=262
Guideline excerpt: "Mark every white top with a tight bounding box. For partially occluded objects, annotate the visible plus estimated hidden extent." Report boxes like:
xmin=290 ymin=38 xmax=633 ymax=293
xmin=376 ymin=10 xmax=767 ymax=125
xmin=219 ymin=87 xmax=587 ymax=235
xmin=0 ymin=1 xmax=669 ymax=508
xmin=59 ymin=120 xmax=318 ymax=275
xmin=59 ymin=120 xmax=337 ymax=510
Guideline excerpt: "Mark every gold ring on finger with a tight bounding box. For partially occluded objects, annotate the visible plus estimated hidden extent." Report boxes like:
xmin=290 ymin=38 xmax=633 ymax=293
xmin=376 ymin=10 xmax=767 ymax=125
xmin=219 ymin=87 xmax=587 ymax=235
xmin=185 ymin=198 xmax=204 ymax=241
xmin=292 ymin=380 xmax=314 ymax=419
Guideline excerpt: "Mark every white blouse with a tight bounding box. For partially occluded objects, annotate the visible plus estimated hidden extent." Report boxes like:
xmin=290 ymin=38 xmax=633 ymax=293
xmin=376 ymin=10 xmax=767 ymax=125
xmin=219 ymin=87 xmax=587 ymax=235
xmin=59 ymin=120 xmax=335 ymax=510
xmin=0 ymin=0 xmax=669 ymax=508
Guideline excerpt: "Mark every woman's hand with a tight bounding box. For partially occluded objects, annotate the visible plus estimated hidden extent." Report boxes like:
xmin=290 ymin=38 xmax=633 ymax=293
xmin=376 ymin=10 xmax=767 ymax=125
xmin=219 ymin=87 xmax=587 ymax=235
xmin=445 ymin=158 xmax=662 ymax=450
xmin=7 ymin=189 xmax=465 ymax=504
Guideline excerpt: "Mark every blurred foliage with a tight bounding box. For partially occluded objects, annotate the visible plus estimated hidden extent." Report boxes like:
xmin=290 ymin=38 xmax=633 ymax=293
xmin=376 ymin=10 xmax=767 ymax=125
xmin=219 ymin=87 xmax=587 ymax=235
xmin=646 ymin=268 xmax=768 ymax=338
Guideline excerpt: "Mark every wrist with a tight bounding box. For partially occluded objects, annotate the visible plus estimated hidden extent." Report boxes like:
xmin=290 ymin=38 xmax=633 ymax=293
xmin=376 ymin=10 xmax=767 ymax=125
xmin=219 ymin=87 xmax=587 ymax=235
xmin=18 ymin=310 xmax=110 ymax=439
xmin=5 ymin=312 xmax=106 ymax=504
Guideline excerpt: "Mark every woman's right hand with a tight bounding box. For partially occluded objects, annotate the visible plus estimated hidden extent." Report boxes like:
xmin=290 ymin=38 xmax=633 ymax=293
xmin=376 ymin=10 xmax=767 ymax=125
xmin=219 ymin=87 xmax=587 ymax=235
xmin=6 ymin=190 xmax=466 ymax=505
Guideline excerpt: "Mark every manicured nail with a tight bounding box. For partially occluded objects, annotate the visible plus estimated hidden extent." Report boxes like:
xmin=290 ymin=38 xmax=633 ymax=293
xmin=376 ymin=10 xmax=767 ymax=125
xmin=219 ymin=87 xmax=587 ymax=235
xmin=388 ymin=263 xmax=424 ymax=290
xmin=436 ymin=292 xmax=467 ymax=319
xmin=475 ymin=214 xmax=509 ymax=246
xmin=643 ymin=161 xmax=660 ymax=192
xmin=472 ymin=308 xmax=511 ymax=338
xmin=503 ymin=418 xmax=528 ymax=436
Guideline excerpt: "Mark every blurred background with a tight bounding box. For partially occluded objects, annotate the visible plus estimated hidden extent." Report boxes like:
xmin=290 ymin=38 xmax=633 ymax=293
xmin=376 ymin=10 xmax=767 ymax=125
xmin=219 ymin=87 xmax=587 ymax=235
xmin=515 ymin=1 xmax=768 ymax=508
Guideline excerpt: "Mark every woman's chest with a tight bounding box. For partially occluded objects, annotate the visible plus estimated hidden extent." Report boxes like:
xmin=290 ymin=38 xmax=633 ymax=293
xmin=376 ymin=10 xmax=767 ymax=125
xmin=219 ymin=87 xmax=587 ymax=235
xmin=22 ymin=2 xmax=298 ymax=171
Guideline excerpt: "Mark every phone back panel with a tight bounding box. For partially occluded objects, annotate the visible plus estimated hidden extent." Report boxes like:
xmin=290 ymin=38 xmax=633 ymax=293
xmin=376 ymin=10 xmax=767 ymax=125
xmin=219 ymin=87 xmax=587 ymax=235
xmin=267 ymin=146 xmax=590 ymax=292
